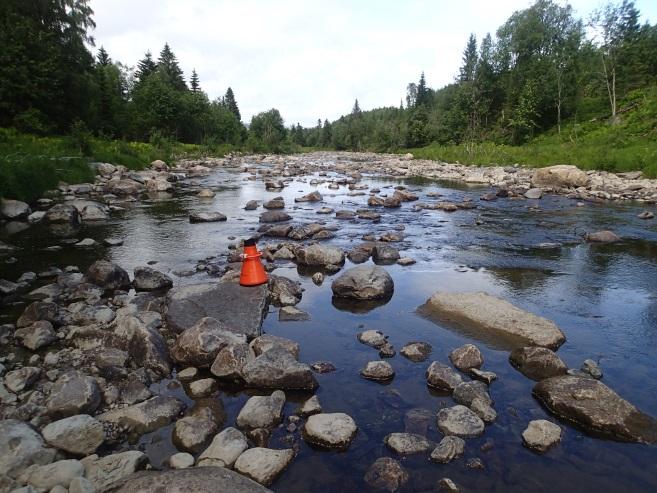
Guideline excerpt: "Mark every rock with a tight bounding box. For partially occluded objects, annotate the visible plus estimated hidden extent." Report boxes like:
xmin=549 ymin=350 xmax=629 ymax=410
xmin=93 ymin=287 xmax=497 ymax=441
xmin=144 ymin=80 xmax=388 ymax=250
xmin=269 ymin=275 xmax=302 ymax=307
xmin=259 ymin=211 xmax=291 ymax=223
xmin=1 ymin=198 xmax=30 ymax=219
xmin=296 ymin=244 xmax=345 ymax=267
xmin=289 ymin=223 xmax=326 ymax=240
xmin=420 ymin=291 xmax=566 ymax=349
xmin=264 ymin=197 xmax=285 ymax=209
xmin=86 ymin=261 xmax=131 ymax=291
xmin=361 ymin=360 xmax=395 ymax=381
xmin=311 ymin=361 xmax=336 ymax=373
xmin=348 ymin=246 xmax=372 ymax=264
xmin=364 ymin=457 xmax=409 ymax=492
xmin=169 ymin=452 xmax=194 ymax=469
xmin=113 ymin=315 xmax=172 ymax=376
xmin=17 ymin=301 xmax=62 ymax=328
xmin=384 ymin=432 xmax=433 ymax=455
xmin=188 ymin=378 xmax=219 ymax=398
xmin=250 ymin=334 xmax=300 ymax=359
xmin=400 ymin=342 xmax=432 ymax=362
xmin=430 ymin=436 xmax=465 ymax=463
xmin=236 ymin=391 xmax=286 ymax=430
xmin=104 ymin=237 xmax=124 ymax=246
xmin=102 ymin=467 xmax=271 ymax=493
xmin=5 ymin=366 xmax=40 ymax=393
xmin=403 ymin=408 xmax=433 ymax=436
xmin=331 ymin=265 xmax=394 ymax=300
xmin=437 ymin=405 xmax=485 ymax=438
xmin=171 ymin=317 xmax=246 ymax=367
xmin=438 ymin=477 xmax=460 ymax=492
xmin=453 ymin=381 xmax=492 ymax=407
xmin=335 ymin=210 xmax=355 ymax=219
xmin=295 ymin=191 xmax=322 ymax=202
xmin=273 ymin=246 xmax=295 ymax=260
xmin=45 ymin=203 xmax=80 ymax=225
xmin=165 ymin=282 xmax=269 ymax=337
xmin=638 ymin=211 xmax=654 ymax=219
xmin=581 ymin=359 xmax=603 ymax=379
xmin=210 ymin=343 xmax=254 ymax=381
xmin=177 ymin=367 xmax=198 ymax=381
xmin=522 ymin=420 xmax=562 ymax=453
xmin=480 ymin=192 xmax=497 ymax=201
xmin=198 ymin=189 xmax=216 ymax=198
xmin=397 ymin=257 xmax=416 ymax=266
xmin=279 ymin=306 xmax=310 ymax=321
xmin=150 ymin=159 xmax=168 ymax=171
xmin=299 ymin=395 xmax=322 ymax=416
xmin=449 ymin=344 xmax=483 ymax=371
xmin=234 ymin=448 xmax=294 ymax=487
xmin=532 ymin=165 xmax=589 ymax=188
xmin=303 ymin=413 xmax=357 ymax=450
xmin=0 ymin=419 xmax=56 ymax=479
xmin=42 ymin=414 xmax=105 ymax=456
xmin=383 ymin=197 xmax=401 ymax=208
xmin=263 ymin=224 xmax=293 ymax=238
xmin=316 ymin=206 xmax=334 ymax=214
xmin=82 ymin=451 xmax=148 ymax=491
xmin=69 ymin=476 xmax=95 ymax=493
xmin=243 ymin=346 xmax=318 ymax=390
xmin=470 ymin=396 xmax=497 ymax=423
xmin=378 ymin=342 xmax=395 ymax=358
xmin=14 ymin=321 xmax=57 ymax=350
xmin=524 ymin=188 xmax=543 ymax=199
xmin=265 ymin=180 xmax=285 ymax=190
xmin=75 ymin=238 xmax=98 ymax=247
xmin=133 ymin=267 xmax=173 ymax=291
xmin=357 ymin=329 xmax=387 ymax=348
xmin=197 ymin=427 xmax=248 ymax=468
xmin=533 ymin=375 xmax=657 ymax=443
xmin=173 ymin=410 xmax=219 ymax=453
xmin=426 ymin=362 xmax=463 ymax=391
xmin=97 ymin=396 xmax=185 ymax=436
xmin=23 ymin=459 xmax=84 ymax=490
xmin=372 ymin=245 xmax=400 ymax=264
xmin=509 ymin=346 xmax=568 ymax=381
xmin=244 ymin=200 xmax=259 ymax=210
xmin=189 ymin=211 xmax=227 ymax=223
xmin=470 ymin=368 xmax=497 ymax=384
xmin=586 ymin=230 xmax=620 ymax=243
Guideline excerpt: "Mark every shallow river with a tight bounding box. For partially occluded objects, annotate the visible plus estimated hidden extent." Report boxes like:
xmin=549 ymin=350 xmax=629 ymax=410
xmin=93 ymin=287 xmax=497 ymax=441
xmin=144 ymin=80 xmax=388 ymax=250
xmin=2 ymin=161 xmax=657 ymax=492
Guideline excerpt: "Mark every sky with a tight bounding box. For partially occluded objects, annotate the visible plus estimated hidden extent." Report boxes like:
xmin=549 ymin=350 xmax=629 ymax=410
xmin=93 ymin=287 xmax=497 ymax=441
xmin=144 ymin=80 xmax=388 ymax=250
xmin=90 ymin=0 xmax=657 ymax=127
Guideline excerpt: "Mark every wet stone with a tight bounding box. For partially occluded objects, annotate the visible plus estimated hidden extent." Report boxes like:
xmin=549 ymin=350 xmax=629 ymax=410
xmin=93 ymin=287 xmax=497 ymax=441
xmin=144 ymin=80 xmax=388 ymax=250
xmin=438 ymin=478 xmax=460 ymax=492
xmin=522 ymin=420 xmax=562 ymax=453
xmin=364 ymin=457 xmax=409 ymax=492
xmin=581 ymin=359 xmax=603 ymax=379
xmin=279 ymin=306 xmax=310 ymax=321
xmin=378 ymin=342 xmax=396 ymax=358
xmin=470 ymin=396 xmax=497 ymax=423
xmin=189 ymin=212 xmax=227 ymax=223
xmin=470 ymin=368 xmax=497 ymax=384
xmin=437 ymin=405 xmax=485 ymax=438
xmin=384 ymin=432 xmax=433 ymax=455
xmin=233 ymin=447 xmax=294 ymax=487
xmin=299 ymin=395 xmax=322 ymax=416
xmin=404 ymin=408 xmax=433 ymax=436
xmin=361 ymin=360 xmax=395 ymax=381
xmin=311 ymin=361 xmax=336 ymax=373
xmin=430 ymin=436 xmax=465 ymax=464
xmin=303 ymin=413 xmax=357 ymax=450
xmin=357 ymin=329 xmax=387 ymax=348
xmin=509 ymin=346 xmax=568 ymax=381
xmin=400 ymin=341 xmax=432 ymax=362
xmin=449 ymin=344 xmax=484 ymax=372
xmin=236 ymin=390 xmax=286 ymax=430
xmin=426 ymin=362 xmax=463 ymax=391
xmin=197 ymin=427 xmax=248 ymax=468
xmin=453 ymin=381 xmax=492 ymax=407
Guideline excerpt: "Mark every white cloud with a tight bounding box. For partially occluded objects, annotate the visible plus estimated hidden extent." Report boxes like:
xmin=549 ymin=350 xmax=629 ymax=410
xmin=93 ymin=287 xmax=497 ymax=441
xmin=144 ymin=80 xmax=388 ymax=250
xmin=90 ymin=0 xmax=657 ymax=126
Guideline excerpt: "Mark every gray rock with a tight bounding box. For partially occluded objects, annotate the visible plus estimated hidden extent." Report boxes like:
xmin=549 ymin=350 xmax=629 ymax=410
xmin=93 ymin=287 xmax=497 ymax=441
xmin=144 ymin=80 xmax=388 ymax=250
xmin=372 ymin=245 xmax=400 ymax=264
xmin=430 ymin=436 xmax=465 ymax=463
xmin=420 ymin=291 xmax=566 ymax=350
xmin=295 ymin=191 xmax=322 ymax=202
xmin=449 ymin=344 xmax=483 ymax=372
xmin=97 ymin=396 xmax=185 ymax=436
xmin=210 ymin=343 xmax=255 ymax=381
xmin=86 ymin=261 xmax=131 ymax=291
xmin=17 ymin=301 xmax=62 ymax=328
xmin=171 ymin=317 xmax=246 ymax=368
xmin=400 ymin=342 xmax=432 ymax=362
xmin=0 ymin=419 xmax=56 ymax=479
xmin=250 ymin=334 xmax=300 ymax=359
xmin=296 ymin=244 xmax=345 ymax=267
xmin=364 ymin=457 xmax=409 ymax=492
xmin=133 ymin=267 xmax=173 ymax=291
xmin=586 ymin=230 xmax=620 ymax=243
xmin=169 ymin=453 xmax=194 ymax=469
xmin=244 ymin=200 xmax=259 ymax=210
xmin=188 ymin=378 xmax=218 ymax=398
xmin=299 ymin=395 xmax=322 ymax=416
xmin=269 ymin=276 xmax=302 ymax=307
xmin=279 ymin=306 xmax=310 ymax=321
xmin=234 ymin=448 xmax=294 ymax=487
xmin=524 ymin=188 xmax=543 ymax=199
xmin=42 ymin=414 xmax=105 ymax=456
xmin=23 ymin=459 xmax=84 ymax=490
xmin=45 ymin=204 xmax=81 ymax=225
xmin=453 ymin=381 xmax=492 ymax=407
xmin=189 ymin=212 xmax=227 ymax=223
xmin=197 ymin=427 xmax=248 ymax=468
xmin=14 ymin=321 xmax=57 ymax=350
xmin=509 ymin=346 xmax=568 ymax=381
xmin=438 ymin=477 xmax=460 ymax=492
xmin=263 ymin=198 xmax=285 ymax=209
xmin=533 ymin=375 xmax=657 ymax=443
xmin=69 ymin=476 xmax=95 ymax=493
xmin=331 ymin=265 xmax=394 ymax=300
xmin=361 ymin=360 xmax=395 ymax=381
xmin=236 ymin=390 xmax=286 ymax=430
xmin=173 ymin=411 xmax=219 ymax=453
xmin=532 ymin=165 xmax=589 ymax=188
xmin=0 ymin=278 xmax=20 ymax=296
xmin=384 ymin=432 xmax=433 ymax=455
xmin=242 ymin=347 xmax=318 ymax=390
xmin=259 ymin=211 xmax=291 ymax=223
xmin=426 ymin=362 xmax=463 ymax=391
xmin=470 ymin=368 xmax=497 ymax=384
xmin=303 ymin=413 xmax=357 ymax=450
xmin=522 ymin=420 xmax=562 ymax=453
xmin=357 ymin=329 xmax=387 ymax=348
xmin=581 ymin=359 xmax=603 ymax=379
xmin=5 ymin=366 xmax=41 ymax=393
xmin=437 ymin=405 xmax=485 ymax=438
xmin=288 ymin=223 xmax=325 ymax=240
xmin=165 ymin=282 xmax=269 ymax=337
xmin=470 ymin=396 xmax=497 ymax=423
xmin=113 ymin=315 xmax=172 ymax=376
xmin=82 ymin=451 xmax=148 ymax=491
xmin=1 ymin=198 xmax=30 ymax=220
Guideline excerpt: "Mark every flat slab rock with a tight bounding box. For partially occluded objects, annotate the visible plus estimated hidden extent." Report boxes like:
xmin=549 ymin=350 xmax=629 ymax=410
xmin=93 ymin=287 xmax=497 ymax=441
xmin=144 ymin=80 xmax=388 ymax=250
xmin=533 ymin=375 xmax=657 ymax=443
xmin=234 ymin=448 xmax=294 ymax=487
xmin=420 ymin=291 xmax=565 ymax=350
xmin=303 ymin=413 xmax=357 ymax=450
xmin=165 ymin=282 xmax=269 ymax=337
xmin=437 ymin=405 xmax=485 ymax=438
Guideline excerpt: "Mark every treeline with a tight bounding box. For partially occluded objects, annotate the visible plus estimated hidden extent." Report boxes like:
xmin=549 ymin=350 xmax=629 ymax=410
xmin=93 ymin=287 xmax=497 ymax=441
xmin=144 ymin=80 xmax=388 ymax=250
xmin=296 ymin=0 xmax=657 ymax=151
xmin=0 ymin=0 xmax=293 ymax=152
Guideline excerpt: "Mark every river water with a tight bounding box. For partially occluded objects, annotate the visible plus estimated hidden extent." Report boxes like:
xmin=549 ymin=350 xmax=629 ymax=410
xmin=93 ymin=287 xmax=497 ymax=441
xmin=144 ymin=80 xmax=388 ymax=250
xmin=2 ymin=160 xmax=657 ymax=492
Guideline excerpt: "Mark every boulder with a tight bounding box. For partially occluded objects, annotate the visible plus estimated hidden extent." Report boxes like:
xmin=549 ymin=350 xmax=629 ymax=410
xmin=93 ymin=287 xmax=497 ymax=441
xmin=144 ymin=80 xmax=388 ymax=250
xmin=165 ymin=282 xmax=269 ymax=337
xmin=171 ymin=317 xmax=246 ymax=367
xmin=259 ymin=211 xmax=291 ymax=223
xmin=133 ymin=267 xmax=173 ymax=291
xmin=384 ymin=432 xmax=433 ymax=455
xmin=400 ymin=342 xmax=432 ymax=362
xmin=430 ymin=436 xmax=465 ymax=464
xmin=97 ymin=396 xmax=185 ymax=436
xmin=44 ymin=204 xmax=81 ymax=225
xmin=47 ymin=371 xmax=101 ymax=418
xmin=331 ymin=265 xmax=394 ymax=300
xmin=23 ymin=459 xmax=85 ymax=491
xmin=361 ymin=360 xmax=395 ymax=381
xmin=426 ymin=362 xmax=463 ymax=391
xmin=250 ymin=334 xmax=300 ymax=359
xmin=586 ymin=230 xmax=620 ymax=243
xmin=0 ymin=420 xmax=56 ymax=479
xmin=524 ymin=188 xmax=543 ymax=199
xmin=189 ymin=212 xmax=227 ymax=223
xmin=372 ymin=245 xmax=400 ymax=264
xmin=197 ymin=427 xmax=248 ymax=468
xmin=210 ymin=343 xmax=255 ymax=381
xmin=14 ymin=321 xmax=57 ymax=350
xmin=509 ymin=346 xmax=568 ymax=381
xmin=86 ymin=261 xmax=131 ymax=291
xmin=303 ymin=413 xmax=357 ymax=450
xmin=449 ymin=344 xmax=484 ymax=371
xmin=294 ymin=191 xmax=322 ymax=202
xmin=1 ymin=199 xmax=30 ymax=220
xmin=244 ymin=200 xmax=259 ymax=210
xmin=113 ymin=315 xmax=172 ymax=376
xmin=532 ymin=165 xmax=589 ymax=188
xmin=42 ymin=415 xmax=105 ymax=456
xmin=453 ymin=381 xmax=492 ymax=407
xmin=288 ymin=223 xmax=325 ymax=240
xmin=364 ymin=457 xmax=409 ymax=492
xmin=169 ymin=453 xmax=194 ymax=469
xmin=82 ymin=451 xmax=148 ymax=491
xmin=242 ymin=347 xmax=318 ymax=390
xmin=522 ymin=419 xmax=562 ymax=453
xmin=437 ymin=405 xmax=485 ymax=438
xmin=236 ymin=391 xmax=286 ymax=430
xmin=263 ymin=198 xmax=285 ymax=209
xmin=420 ymin=292 xmax=565 ymax=349
xmin=533 ymin=375 xmax=657 ymax=443
xmin=108 ymin=179 xmax=144 ymax=195
xmin=173 ymin=413 xmax=219 ymax=453
xmin=4 ymin=367 xmax=40 ymax=392
xmin=17 ymin=301 xmax=62 ymax=328
xmin=233 ymin=448 xmax=294 ymax=486
xmin=269 ymin=276 xmax=302 ymax=307
xmin=299 ymin=395 xmax=322 ymax=416
xmin=296 ymin=244 xmax=345 ymax=267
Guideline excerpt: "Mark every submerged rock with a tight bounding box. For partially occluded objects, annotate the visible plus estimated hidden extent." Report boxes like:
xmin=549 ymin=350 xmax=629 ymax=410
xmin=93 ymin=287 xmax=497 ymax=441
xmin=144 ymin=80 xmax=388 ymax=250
xmin=437 ymin=405 xmax=485 ymax=438
xmin=332 ymin=265 xmax=394 ymax=300
xmin=509 ymin=346 xmax=568 ymax=381
xmin=364 ymin=457 xmax=409 ymax=493
xmin=522 ymin=419 xmax=562 ymax=453
xmin=533 ymin=375 xmax=657 ymax=443
xmin=426 ymin=362 xmax=463 ymax=391
xmin=430 ymin=436 xmax=465 ymax=464
xmin=384 ymin=432 xmax=433 ymax=455
xmin=361 ymin=360 xmax=395 ymax=381
xmin=420 ymin=291 xmax=565 ymax=349
xmin=303 ymin=413 xmax=357 ymax=450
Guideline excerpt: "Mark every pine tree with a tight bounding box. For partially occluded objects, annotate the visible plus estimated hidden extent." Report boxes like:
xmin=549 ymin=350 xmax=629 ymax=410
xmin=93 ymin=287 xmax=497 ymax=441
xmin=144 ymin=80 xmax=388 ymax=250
xmin=352 ymin=99 xmax=362 ymax=116
xmin=415 ymin=72 xmax=431 ymax=107
xmin=321 ymin=119 xmax=332 ymax=146
xmin=459 ymin=34 xmax=478 ymax=82
xmin=97 ymin=46 xmax=111 ymax=66
xmin=190 ymin=69 xmax=200 ymax=92
xmin=135 ymin=51 xmax=156 ymax=85
xmin=224 ymin=87 xmax=241 ymax=121
xmin=157 ymin=43 xmax=187 ymax=91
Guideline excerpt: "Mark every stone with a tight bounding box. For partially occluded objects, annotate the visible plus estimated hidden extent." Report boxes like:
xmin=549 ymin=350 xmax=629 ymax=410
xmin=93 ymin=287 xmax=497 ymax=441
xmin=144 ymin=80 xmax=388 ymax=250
xmin=1 ymin=198 xmax=30 ymax=219
xmin=113 ymin=315 xmax=172 ymax=376
xmin=234 ymin=448 xmax=294 ymax=487
xmin=173 ymin=412 xmax=219 ymax=453
xmin=210 ymin=343 xmax=254 ymax=381
xmin=0 ymin=419 xmax=56 ymax=479
xmin=69 ymin=476 xmax=95 ymax=493
xmin=509 ymin=346 xmax=568 ymax=381
xmin=171 ymin=317 xmax=246 ymax=367
xmin=426 ymin=362 xmax=463 ymax=391
xmin=263 ymin=197 xmax=284 ymax=209
xmin=581 ymin=359 xmax=603 ymax=379
xmin=384 ymin=432 xmax=433 ymax=455
xmin=198 ymin=189 xmax=216 ymax=198
xmin=45 ymin=204 xmax=80 ymax=225
xmin=24 ymin=459 xmax=84 ymax=490
xmin=430 ymin=436 xmax=465 ymax=463
xmin=522 ymin=420 xmax=562 ymax=453
xmin=42 ymin=414 xmax=105 ymax=456
xmin=244 ymin=200 xmax=259 ymax=210
xmin=279 ymin=306 xmax=310 ymax=321
xmin=311 ymin=361 xmax=336 ymax=373
xmin=586 ymin=230 xmax=620 ymax=243
xmin=449 ymin=344 xmax=484 ymax=371
xmin=470 ymin=396 xmax=497 ymax=423
xmin=269 ymin=275 xmax=302 ymax=307
xmin=335 ymin=210 xmax=355 ymax=219
xmin=189 ymin=212 xmax=227 ymax=223
xmin=383 ymin=196 xmax=401 ymax=208
xmin=524 ymin=188 xmax=543 ymax=199
xmin=638 ymin=211 xmax=654 ymax=219
xmin=169 ymin=452 xmax=194 ymax=469
xmin=265 ymin=180 xmax=285 ymax=190
xmin=75 ymin=238 xmax=98 ymax=247
xmin=86 ymin=261 xmax=131 ymax=291
xmin=532 ymin=165 xmax=589 ymax=188
xmin=357 ymin=329 xmax=387 ymax=348
xmin=14 ymin=320 xmax=58 ymax=350
xmin=273 ymin=246 xmax=295 ymax=260
xmin=289 ymin=223 xmax=326 ymax=240
xmin=264 ymin=224 xmax=293 ymax=238
xmin=437 ymin=405 xmax=485 ymax=438
xmin=361 ymin=360 xmax=395 ymax=381
xmin=46 ymin=372 xmax=99 ymax=417
xmin=5 ymin=367 xmax=40 ymax=393
xmin=165 ymin=282 xmax=269 ymax=337
xmin=470 ymin=368 xmax=497 ymax=384
xmin=82 ymin=451 xmax=148 ymax=491
xmin=197 ymin=427 xmax=248 ymax=468
xmin=259 ymin=211 xmax=291 ymax=223
xmin=420 ymin=291 xmax=566 ymax=349
xmin=133 ymin=266 xmax=173 ymax=291
xmin=400 ymin=342 xmax=432 ymax=362
xmin=188 ymin=378 xmax=218 ymax=398
xmin=331 ymin=265 xmax=394 ymax=300
xmin=236 ymin=390 xmax=286 ymax=430
xmin=295 ymin=191 xmax=322 ymax=202
xmin=299 ymin=395 xmax=322 ymax=416
xmin=403 ymin=408 xmax=433 ymax=436
xmin=378 ymin=342 xmax=395 ymax=358
xmin=296 ymin=244 xmax=345 ymax=267
xmin=17 ymin=301 xmax=62 ymax=328
xmin=97 ymin=396 xmax=185 ymax=436
xmin=364 ymin=457 xmax=409 ymax=492
xmin=438 ymin=478 xmax=460 ymax=492
xmin=103 ymin=467 xmax=271 ymax=493
xmin=533 ymin=375 xmax=657 ymax=443
xmin=177 ymin=367 xmax=198 ymax=381
xmin=250 ymin=334 xmax=300 ymax=359
xmin=453 ymin=381 xmax=492 ymax=407
xmin=242 ymin=347 xmax=318 ymax=390
xmin=303 ymin=413 xmax=357 ymax=450
xmin=397 ymin=257 xmax=416 ymax=266
xmin=372 ymin=245 xmax=400 ymax=264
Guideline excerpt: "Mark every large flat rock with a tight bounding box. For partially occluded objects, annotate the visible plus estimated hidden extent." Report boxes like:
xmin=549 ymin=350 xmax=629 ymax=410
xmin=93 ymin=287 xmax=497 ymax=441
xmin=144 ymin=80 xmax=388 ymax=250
xmin=419 ymin=292 xmax=565 ymax=350
xmin=533 ymin=375 xmax=657 ymax=444
xmin=165 ymin=282 xmax=269 ymax=337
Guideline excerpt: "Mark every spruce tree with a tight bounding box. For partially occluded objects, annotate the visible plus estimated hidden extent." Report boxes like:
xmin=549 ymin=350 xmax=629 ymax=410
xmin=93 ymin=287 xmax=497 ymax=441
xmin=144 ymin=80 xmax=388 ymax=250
xmin=459 ymin=34 xmax=478 ymax=82
xmin=415 ymin=72 xmax=431 ymax=107
xmin=97 ymin=46 xmax=111 ymax=66
xmin=190 ymin=69 xmax=200 ymax=92
xmin=135 ymin=51 xmax=156 ymax=85
xmin=157 ymin=43 xmax=187 ymax=91
xmin=224 ymin=87 xmax=241 ymax=121
xmin=352 ymin=99 xmax=362 ymax=116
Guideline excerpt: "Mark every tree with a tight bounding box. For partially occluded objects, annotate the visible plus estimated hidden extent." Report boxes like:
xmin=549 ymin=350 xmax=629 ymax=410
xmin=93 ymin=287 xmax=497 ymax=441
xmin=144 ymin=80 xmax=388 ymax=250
xmin=249 ymin=109 xmax=286 ymax=152
xmin=190 ymin=69 xmax=200 ymax=92
xmin=406 ymin=83 xmax=418 ymax=108
xmin=352 ymin=99 xmax=362 ymax=116
xmin=97 ymin=46 xmax=111 ymax=66
xmin=223 ymin=87 xmax=241 ymax=121
xmin=135 ymin=51 xmax=156 ymax=85
xmin=157 ymin=43 xmax=186 ymax=91
xmin=416 ymin=72 xmax=431 ymax=107
xmin=320 ymin=119 xmax=332 ymax=147
xmin=459 ymin=34 xmax=478 ymax=82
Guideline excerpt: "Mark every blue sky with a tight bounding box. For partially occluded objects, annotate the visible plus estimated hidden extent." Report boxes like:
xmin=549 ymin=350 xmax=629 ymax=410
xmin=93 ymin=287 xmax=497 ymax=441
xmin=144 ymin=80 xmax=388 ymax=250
xmin=91 ymin=0 xmax=657 ymax=126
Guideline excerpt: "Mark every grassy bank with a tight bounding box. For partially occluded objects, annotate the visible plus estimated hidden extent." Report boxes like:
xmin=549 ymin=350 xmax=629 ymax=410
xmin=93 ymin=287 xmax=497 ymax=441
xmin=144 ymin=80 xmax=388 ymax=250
xmin=0 ymin=129 xmax=236 ymax=201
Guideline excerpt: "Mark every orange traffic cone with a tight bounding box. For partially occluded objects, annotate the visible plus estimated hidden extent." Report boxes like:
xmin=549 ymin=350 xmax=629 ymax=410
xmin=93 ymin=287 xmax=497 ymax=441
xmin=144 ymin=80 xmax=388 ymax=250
xmin=239 ymin=238 xmax=269 ymax=286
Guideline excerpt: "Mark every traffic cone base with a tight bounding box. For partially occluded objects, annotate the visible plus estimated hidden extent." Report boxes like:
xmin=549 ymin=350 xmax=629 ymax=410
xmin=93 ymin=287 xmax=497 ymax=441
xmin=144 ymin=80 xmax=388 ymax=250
xmin=239 ymin=238 xmax=269 ymax=286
